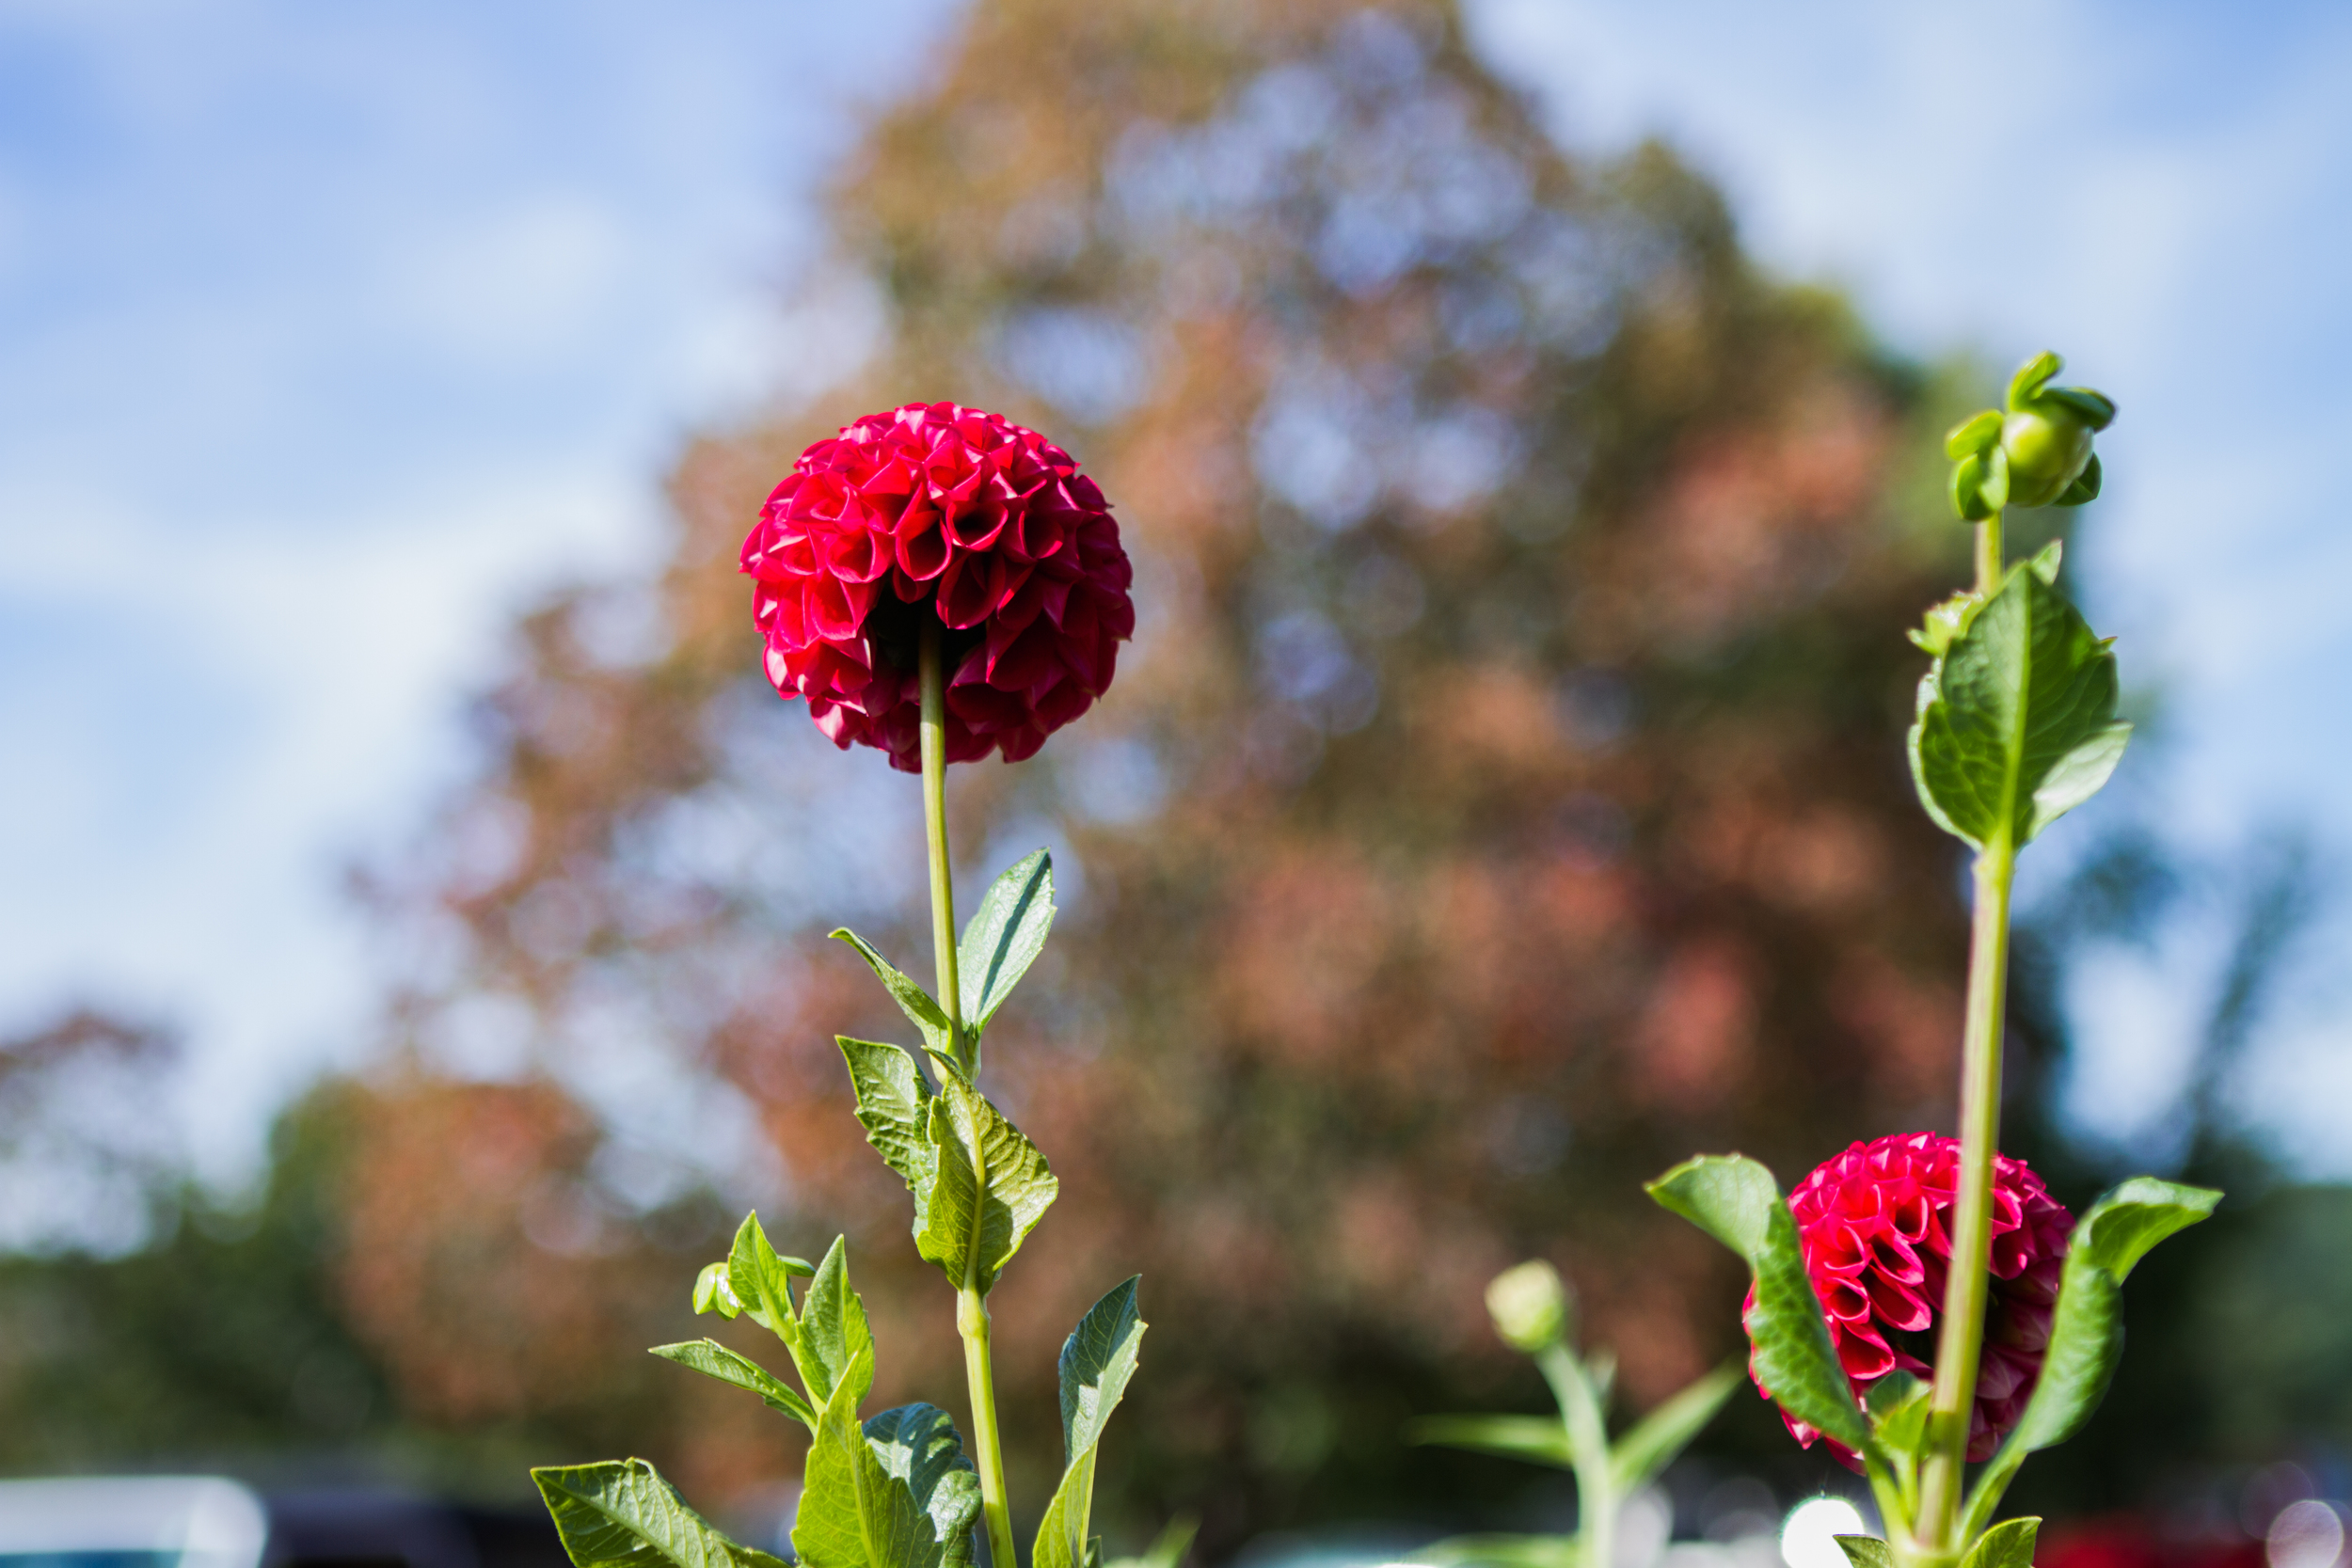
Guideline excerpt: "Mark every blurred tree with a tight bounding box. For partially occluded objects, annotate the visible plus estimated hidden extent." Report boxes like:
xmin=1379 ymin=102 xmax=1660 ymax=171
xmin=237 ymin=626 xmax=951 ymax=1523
xmin=358 ymin=0 xmax=1986 ymax=1543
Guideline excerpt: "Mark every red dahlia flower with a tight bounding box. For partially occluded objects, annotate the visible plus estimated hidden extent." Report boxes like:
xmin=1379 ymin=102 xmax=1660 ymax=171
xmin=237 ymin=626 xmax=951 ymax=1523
xmin=1747 ymin=1131 xmax=2074 ymax=1468
xmin=739 ymin=402 xmax=1135 ymax=771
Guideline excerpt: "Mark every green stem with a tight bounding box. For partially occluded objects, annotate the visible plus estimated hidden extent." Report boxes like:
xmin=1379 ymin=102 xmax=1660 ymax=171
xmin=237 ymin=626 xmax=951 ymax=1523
xmin=920 ymin=623 xmax=1016 ymax=1568
xmin=1915 ymin=830 xmax=2016 ymax=1549
xmin=1537 ymin=1343 xmax=1614 ymax=1568
xmin=1975 ymin=511 xmax=2004 ymax=596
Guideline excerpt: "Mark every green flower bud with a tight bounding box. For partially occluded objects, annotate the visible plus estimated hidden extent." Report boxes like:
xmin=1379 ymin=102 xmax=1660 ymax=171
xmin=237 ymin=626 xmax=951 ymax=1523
xmin=1996 ymin=350 xmax=2117 ymax=509
xmin=692 ymin=1260 xmax=742 ymax=1317
xmin=1486 ymin=1259 xmax=1569 ymax=1353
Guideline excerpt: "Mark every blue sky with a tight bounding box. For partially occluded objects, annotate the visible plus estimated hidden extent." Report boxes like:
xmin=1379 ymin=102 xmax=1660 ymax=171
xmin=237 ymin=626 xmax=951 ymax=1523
xmin=1 ymin=0 xmax=2344 ymax=1197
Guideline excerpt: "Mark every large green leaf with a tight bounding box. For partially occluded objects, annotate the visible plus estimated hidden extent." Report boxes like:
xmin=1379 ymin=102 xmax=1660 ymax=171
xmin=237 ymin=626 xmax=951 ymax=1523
xmin=831 ymin=928 xmax=953 ymax=1060
xmin=1607 ymin=1364 xmax=1740 ymax=1497
xmin=533 ymin=1459 xmax=786 ymax=1568
xmin=648 ymin=1339 xmax=816 ymax=1431
xmin=838 ymin=1037 xmax=936 ymax=1190
xmin=957 ymin=850 xmax=1056 ymax=1043
xmin=785 ymin=1236 xmax=874 ymax=1407
xmin=1962 ymin=1519 xmax=2040 ymax=1568
xmin=1035 ymin=1277 xmax=1149 ymax=1568
xmin=724 ymin=1212 xmax=812 ymax=1337
xmin=1646 ymin=1156 xmax=1880 ymax=1463
xmin=793 ymin=1353 xmax=981 ymax=1568
xmin=1909 ymin=562 xmax=2131 ymax=850
xmin=1406 ymin=1414 xmax=1573 ymax=1469
xmin=1961 ymin=1180 xmax=2219 ymax=1536
xmin=914 ymin=1075 xmax=1058 ymax=1295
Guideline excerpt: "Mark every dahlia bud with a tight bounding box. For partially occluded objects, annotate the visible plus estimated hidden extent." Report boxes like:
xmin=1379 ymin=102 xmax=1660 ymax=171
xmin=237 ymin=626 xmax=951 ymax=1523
xmin=1486 ymin=1259 xmax=1569 ymax=1353
xmin=739 ymin=403 xmax=1136 ymax=771
xmin=1945 ymin=352 xmax=2116 ymax=519
xmin=1746 ymin=1132 xmax=2074 ymax=1468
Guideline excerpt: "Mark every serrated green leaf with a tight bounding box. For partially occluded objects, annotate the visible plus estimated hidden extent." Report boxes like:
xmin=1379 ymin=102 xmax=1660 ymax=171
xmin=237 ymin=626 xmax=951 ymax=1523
xmin=914 ymin=1075 xmax=1058 ymax=1295
xmin=1962 ymin=1518 xmax=2040 ymax=1568
xmin=957 ymin=850 xmax=1057 ymax=1043
xmin=1406 ymin=1414 xmax=1573 ymax=1469
xmin=831 ymin=928 xmax=952 ymax=1059
xmin=1037 ymin=1277 xmax=1150 ymax=1568
xmin=649 ymin=1339 xmax=817 ymax=1431
xmin=1910 ymin=562 xmax=2132 ymax=850
xmin=1960 ymin=1180 xmax=2218 ymax=1537
xmin=1608 ymin=1363 xmax=1740 ymax=1497
xmin=838 ymin=1037 xmax=936 ymax=1190
xmin=533 ymin=1459 xmax=787 ymax=1568
xmin=725 ymin=1212 xmax=812 ymax=1338
xmin=793 ymin=1354 xmax=980 ymax=1568
xmin=2073 ymin=1176 xmax=2221 ymax=1277
xmin=1646 ymin=1156 xmax=1879 ymax=1462
xmin=1832 ymin=1538 xmax=1893 ymax=1568
xmin=787 ymin=1236 xmax=874 ymax=1407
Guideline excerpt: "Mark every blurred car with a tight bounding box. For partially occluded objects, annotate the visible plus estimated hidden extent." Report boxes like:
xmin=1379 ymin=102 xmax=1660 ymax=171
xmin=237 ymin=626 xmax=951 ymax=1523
xmin=0 ymin=1478 xmax=565 ymax=1568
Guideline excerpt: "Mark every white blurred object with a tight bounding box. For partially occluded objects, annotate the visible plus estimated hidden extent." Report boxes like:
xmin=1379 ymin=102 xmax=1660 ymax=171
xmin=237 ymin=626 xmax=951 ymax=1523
xmin=1779 ymin=1497 xmax=1867 ymax=1568
xmin=1618 ymin=1487 xmax=1676 ymax=1568
xmin=2268 ymin=1499 xmax=2348 ymax=1568
xmin=0 ymin=1477 xmax=268 ymax=1568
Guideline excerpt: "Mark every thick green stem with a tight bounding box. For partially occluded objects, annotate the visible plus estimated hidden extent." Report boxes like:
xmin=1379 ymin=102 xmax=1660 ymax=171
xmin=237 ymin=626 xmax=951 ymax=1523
xmin=920 ymin=624 xmax=1016 ymax=1568
xmin=1975 ymin=512 xmax=2004 ymax=596
xmin=1915 ymin=831 xmax=2016 ymax=1548
xmin=1537 ymin=1343 xmax=1614 ymax=1568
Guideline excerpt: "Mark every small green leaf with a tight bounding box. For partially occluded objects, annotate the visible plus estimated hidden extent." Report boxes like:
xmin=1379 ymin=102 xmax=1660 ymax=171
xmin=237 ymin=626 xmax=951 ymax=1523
xmin=1037 ymin=1278 xmax=1150 ymax=1568
xmin=957 ymin=850 xmax=1057 ymax=1044
xmin=1944 ymin=410 xmax=2003 ymax=461
xmin=2026 ymin=540 xmax=2064 ymax=585
xmin=1832 ymin=1538 xmax=1893 ymax=1568
xmin=2039 ymin=387 xmax=2116 ymax=430
xmin=1865 ymin=1370 xmax=1931 ymax=1462
xmin=2008 ymin=351 xmax=2062 ymax=409
xmin=725 ymin=1213 xmax=813 ymax=1337
xmin=831 ymin=928 xmax=953 ymax=1059
xmin=1910 ymin=562 xmax=2133 ymax=850
xmin=1979 ymin=443 xmax=2011 ymax=511
xmin=1960 ymin=1180 xmax=2219 ymax=1537
xmin=533 ymin=1458 xmax=787 ymax=1568
xmin=1646 ymin=1156 xmax=1879 ymax=1462
xmin=1608 ymin=1363 xmax=1740 ymax=1497
xmin=649 ymin=1339 xmax=818 ymax=1431
xmin=787 ymin=1236 xmax=875 ymax=1407
xmin=1949 ymin=452 xmax=1996 ymax=522
xmin=914 ymin=1075 xmax=1058 ymax=1295
xmin=693 ymin=1262 xmax=740 ymax=1319
xmin=839 ymin=1037 xmax=936 ymax=1190
xmin=793 ymin=1354 xmax=981 ymax=1568
xmin=2057 ymin=452 xmax=2103 ymax=506
xmin=1962 ymin=1519 xmax=2041 ymax=1568
xmin=1406 ymin=1414 xmax=1573 ymax=1469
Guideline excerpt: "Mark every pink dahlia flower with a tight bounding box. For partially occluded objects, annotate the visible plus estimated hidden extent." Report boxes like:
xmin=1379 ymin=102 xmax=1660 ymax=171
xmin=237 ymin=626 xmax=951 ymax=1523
xmin=1747 ymin=1131 xmax=2074 ymax=1468
xmin=739 ymin=402 xmax=1135 ymax=771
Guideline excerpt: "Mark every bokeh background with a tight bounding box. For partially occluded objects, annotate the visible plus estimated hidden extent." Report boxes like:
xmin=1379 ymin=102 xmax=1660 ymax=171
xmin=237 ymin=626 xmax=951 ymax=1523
xmin=4 ymin=0 xmax=2347 ymax=1559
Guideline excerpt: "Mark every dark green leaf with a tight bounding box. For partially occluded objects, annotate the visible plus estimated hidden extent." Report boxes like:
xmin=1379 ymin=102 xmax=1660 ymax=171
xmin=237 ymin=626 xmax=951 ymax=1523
xmin=1832 ymin=1538 xmax=1893 ymax=1568
xmin=2057 ymin=453 xmax=2102 ymax=506
xmin=838 ymin=1037 xmax=936 ymax=1190
xmin=649 ymin=1339 xmax=817 ymax=1430
xmin=957 ymin=850 xmax=1057 ymax=1042
xmin=1961 ymin=1180 xmax=2218 ymax=1537
xmin=793 ymin=1354 xmax=980 ymax=1568
xmin=1910 ymin=562 xmax=2132 ymax=849
xmin=724 ymin=1212 xmax=812 ymax=1337
xmin=1646 ymin=1156 xmax=1878 ymax=1461
xmin=787 ymin=1236 xmax=874 ymax=1407
xmin=1962 ymin=1519 xmax=2040 ymax=1568
xmin=533 ymin=1459 xmax=787 ymax=1568
xmin=831 ymin=928 xmax=952 ymax=1059
xmin=1406 ymin=1414 xmax=1572 ymax=1469
xmin=1608 ymin=1364 xmax=1740 ymax=1497
xmin=1037 ymin=1277 xmax=1150 ymax=1568
xmin=914 ymin=1076 xmax=1058 ymax=1295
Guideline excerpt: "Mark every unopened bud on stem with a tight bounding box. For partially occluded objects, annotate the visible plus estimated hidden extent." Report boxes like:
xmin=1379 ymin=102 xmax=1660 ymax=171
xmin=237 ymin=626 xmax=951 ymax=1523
xmin=1486 ymin=1259 xmax=1569 ymax=1353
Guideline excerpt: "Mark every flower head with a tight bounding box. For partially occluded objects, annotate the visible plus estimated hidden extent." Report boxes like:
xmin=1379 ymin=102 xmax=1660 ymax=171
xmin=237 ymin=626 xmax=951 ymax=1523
xmin=739 ymin=402 xmax=1135 ymax=771
xmin=1746 ymin=1131 xmax=2074 ymax=1468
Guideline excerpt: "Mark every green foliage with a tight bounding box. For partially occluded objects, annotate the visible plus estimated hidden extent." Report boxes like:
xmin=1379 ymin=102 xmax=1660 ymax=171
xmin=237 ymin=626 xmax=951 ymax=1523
xmin=1036 ymin=1277 xmax=1149 ymax=1568
xmin=794 ymin=1360 xmax=982 ymax=1568
xmin=832 ymin=930 xmax=954 ymax=1063
xmin=532 ymin=1459 xmax=787 ymax=1568
xmin=1961 ymin=1180 xmax=2218 ymax=1536
xmin=913 ymin=1073 xmax=1058 ymax=1297
xmin=838 ymin=1037 xmax=936 ymax=1189
xmin=1960 ymin=1518 xmax=2041 ymax=1568
xmin=956 ymin=850 xmax=1057 ymax=1052
xmin=1831 ymin=1536 xmax=1893 ymax=1568
xmin=1909 ymin=559 xmax=2131 ymax=850
xmin=647 ymin=1339 xmax=817 ymax=1431
xmin=788 ymin=1236 xmax=878 ymax=1405
xmin=1645 ymin=1155 xmax=1880 ymax=1462
xmin=1608 ymin=1365 xmax=1743 ymax=1498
